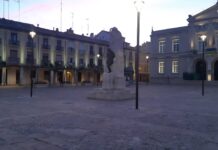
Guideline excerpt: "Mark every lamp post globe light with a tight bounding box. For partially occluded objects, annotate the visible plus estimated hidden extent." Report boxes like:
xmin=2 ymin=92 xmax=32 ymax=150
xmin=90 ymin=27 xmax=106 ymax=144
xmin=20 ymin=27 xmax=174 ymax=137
xmin=134 ymin=0 xmax=144 ymax=110
xmin=97 ymin=54 xmax=100 ymax=58
xmin=29 ymin=31 xmax=36 ymax=97
xmin=200 ymin=35 xmax=207 ymax=96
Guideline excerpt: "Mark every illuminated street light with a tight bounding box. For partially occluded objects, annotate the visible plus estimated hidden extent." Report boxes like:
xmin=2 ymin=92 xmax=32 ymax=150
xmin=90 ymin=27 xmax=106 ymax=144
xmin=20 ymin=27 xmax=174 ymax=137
xmin=29 ymin=31 xmax=36 ymax=97
xmin=200 ymin=34 xmax=207 ymax=96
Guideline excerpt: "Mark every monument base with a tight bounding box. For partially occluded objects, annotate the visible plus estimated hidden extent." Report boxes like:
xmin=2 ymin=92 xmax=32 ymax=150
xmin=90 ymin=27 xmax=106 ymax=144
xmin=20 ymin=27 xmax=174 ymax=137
xmin=87 ymin=88 xmax=135 ymax=100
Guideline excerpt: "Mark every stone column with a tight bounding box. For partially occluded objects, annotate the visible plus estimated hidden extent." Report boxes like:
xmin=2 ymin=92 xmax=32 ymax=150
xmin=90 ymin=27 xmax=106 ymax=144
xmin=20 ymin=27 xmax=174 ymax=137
xmin=63 ymin=70 xmax=67 ymax=83
xmin=35 ymin=68 xmax=39 ymax=83
xmin=2 ymin=67 xmax=6 ymax=86
xmin=74 ymin=70 xmax=78 ymax=85
xmin=19 ymin=67 xmax=24 ymax=85
xmin=50 ymin=70 xmax=54 ymax=85
xmin=207 ymin=57 xmax=212 ymax=81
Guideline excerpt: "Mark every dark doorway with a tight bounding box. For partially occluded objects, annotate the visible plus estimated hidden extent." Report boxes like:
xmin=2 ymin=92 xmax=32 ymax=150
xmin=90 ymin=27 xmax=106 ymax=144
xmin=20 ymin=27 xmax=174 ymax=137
xmin=214 ymin=61 xmax=218 ymax=80
xmin=16 ymin=69 xmax=20 ymax=84
xmin=196 ymin=60 xmax=206 ymax=80
xmin=78 ymin=72 xmax=82 ymax=82
xmin=97 ymin=73 xmax=101 ymax=83
xmin=0 ymin=69 xmax=2 ymax=84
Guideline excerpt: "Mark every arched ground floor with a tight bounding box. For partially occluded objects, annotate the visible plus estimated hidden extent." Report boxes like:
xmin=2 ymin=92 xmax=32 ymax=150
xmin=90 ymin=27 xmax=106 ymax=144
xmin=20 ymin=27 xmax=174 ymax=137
xmin=0 ymin=66 xmax=103 ymax=86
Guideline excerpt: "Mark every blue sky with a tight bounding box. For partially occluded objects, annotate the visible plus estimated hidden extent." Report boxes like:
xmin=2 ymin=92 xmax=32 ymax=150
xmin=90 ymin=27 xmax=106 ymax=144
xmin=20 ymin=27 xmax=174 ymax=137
xmin=0 ymin=0 xmax=217 ymax=46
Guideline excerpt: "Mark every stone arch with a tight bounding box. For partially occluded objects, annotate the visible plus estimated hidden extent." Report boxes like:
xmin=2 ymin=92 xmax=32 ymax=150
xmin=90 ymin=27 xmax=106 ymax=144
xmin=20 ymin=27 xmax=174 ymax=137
xmin=214 ymin=60 xmax=218 ymax=80
xmin=194 ymin=59 xmax=206 ymax=80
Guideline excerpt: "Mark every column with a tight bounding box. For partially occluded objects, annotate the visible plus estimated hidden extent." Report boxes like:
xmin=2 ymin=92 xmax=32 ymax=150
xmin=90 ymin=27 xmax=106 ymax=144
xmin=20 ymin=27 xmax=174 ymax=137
xmin=19 ymin=67 xmax=24 ymax=85
xmin=2 ymin=67 xmax=6 ymax=86
xmin=74 ymin=70 xmax=78 ymax=85
xmin=207 ymin=58 xmax=212 ymax=81
xmin=34 ymin=68 xmax=38 ymax=84
xmin=50 ymin=70 xmax=54 ymax=85
xmin=63 ymin=70 xmax=66 ymax=83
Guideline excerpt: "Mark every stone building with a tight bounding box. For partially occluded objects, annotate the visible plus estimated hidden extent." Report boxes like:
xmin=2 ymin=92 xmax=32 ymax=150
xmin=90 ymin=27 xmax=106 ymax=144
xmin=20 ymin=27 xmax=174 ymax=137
xmin=0 ymin=18 xmax=108 ymax=85
xmin=150 ymin=2 xmax=218 ymax=83
xmin=0 ymin=19 xmax=136 ymax=86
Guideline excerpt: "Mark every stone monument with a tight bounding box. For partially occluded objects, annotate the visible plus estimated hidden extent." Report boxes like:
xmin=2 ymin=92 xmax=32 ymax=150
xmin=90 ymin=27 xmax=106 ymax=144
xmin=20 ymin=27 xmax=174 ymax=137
xmin=88 ymin=27 xmax=135 ymax=100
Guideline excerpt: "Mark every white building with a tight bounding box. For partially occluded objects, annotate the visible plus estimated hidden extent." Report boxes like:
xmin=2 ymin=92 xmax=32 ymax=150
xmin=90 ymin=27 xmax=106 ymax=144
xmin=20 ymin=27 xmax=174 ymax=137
xmin=150 ymin=2 xmax=218 ymax=83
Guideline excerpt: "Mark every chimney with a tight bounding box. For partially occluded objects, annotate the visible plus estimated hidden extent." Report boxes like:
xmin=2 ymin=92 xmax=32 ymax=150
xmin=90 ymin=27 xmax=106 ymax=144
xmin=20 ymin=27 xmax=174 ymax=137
xmin=90 ymin=33 xmax=94 ymax=38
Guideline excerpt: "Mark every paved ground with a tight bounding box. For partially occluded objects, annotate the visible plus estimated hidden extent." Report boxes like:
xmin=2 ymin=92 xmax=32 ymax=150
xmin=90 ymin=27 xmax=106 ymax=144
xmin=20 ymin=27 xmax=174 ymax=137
xmin=0 ymin=84 xmax=218 ymax=150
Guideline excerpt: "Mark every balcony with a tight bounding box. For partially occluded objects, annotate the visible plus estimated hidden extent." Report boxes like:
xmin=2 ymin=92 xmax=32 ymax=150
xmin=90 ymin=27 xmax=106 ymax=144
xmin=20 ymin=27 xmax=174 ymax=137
xmin=9 ymin=40 xmax=20 ymax=47
xmin=66 ymin=62 xmax=75 ymax=69
xmin=87 ymin=63 xmax=95 ymax=69
xmin=206 ymin=47 xmax=217 ymax=54
xmin=56 ymin=45 xmax=63 ymax=51
xmin=7 ymin=57 xmax=19 ymax=65
xmin=41 ymin=59 xmax=50 ymax=67
xmin=26 ymin=41 xmax=36 ymax=48
xmin=68 ymin=47 xmax=75 ymax=53
xmin=41 ymin=44 xmax=51 ymax=50
xmin=55 ymin=60 xmax=64 ymax=69
xmin=26 ymin=57 xmax=35 ymax=65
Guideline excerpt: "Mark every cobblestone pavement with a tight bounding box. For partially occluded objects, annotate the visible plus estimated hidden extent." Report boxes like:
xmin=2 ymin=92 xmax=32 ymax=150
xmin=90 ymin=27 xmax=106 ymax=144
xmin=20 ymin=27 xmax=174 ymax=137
xmin=0 ymin=84 xmax=218 ymax=150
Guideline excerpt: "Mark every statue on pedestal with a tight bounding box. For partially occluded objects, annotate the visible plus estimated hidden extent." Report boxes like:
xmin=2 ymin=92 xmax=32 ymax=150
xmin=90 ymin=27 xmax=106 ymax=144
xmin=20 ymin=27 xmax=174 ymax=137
xmin=88 ymin=27 xmax=134 ymax=100
xmin=106 ymin=48 xmax=115 ymax=73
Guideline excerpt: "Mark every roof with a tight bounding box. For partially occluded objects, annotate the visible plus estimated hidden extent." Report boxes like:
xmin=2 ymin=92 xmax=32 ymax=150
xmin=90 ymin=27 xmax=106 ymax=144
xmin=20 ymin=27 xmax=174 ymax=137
xmin=0 ymin=18 xmax=108 ymax=46
xmin=187 ymin=2 xmax=218 ymax=24
xmin=151 ymin=26 xmax=188 ymax=36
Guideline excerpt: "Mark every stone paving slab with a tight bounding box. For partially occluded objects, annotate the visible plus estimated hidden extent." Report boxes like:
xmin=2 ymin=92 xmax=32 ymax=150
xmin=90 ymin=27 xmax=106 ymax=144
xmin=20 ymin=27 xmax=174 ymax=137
xmin=0 ymin=85 xmax=218 ymax=149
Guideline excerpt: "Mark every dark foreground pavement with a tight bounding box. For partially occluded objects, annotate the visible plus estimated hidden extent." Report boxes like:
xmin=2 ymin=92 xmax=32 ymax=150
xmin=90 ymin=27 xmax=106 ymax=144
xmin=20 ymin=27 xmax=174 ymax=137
xmin=0 ymin=84 xmax=218 ymax=150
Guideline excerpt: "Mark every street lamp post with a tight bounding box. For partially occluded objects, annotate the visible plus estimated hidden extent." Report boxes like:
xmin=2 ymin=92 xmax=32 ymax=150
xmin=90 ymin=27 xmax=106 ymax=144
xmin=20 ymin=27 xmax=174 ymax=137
xmin=96 ymin=54 xmax=100 ymax=85
xmin=29 ymin=31 xmax=36 ymax=97
xmin=134 ymin=0 xmax=144 ymax=110
xmin=200 ymin=35 xmax=207 ymax=96
xmin=146 ymin=55 xmax=149 ymax=83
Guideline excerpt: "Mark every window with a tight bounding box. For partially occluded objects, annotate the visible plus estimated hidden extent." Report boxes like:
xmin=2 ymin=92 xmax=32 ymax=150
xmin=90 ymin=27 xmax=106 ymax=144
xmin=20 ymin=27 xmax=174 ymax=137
xmin=79 ymin=58 xmax=84 ymax=66
xmin=158 ymin=61 xmax=164 ymax=74
xmin=129 ymin=51 xmax=133 ymax=61
xmin=10 ymin=50 xmax=18 ymax=58
xmin=90 ymin=45 xmax=94 ymax=56
xmin=159 ymin=40 xmax=165 ymax=53
xmin=198 ymin=36 xmax=207 ymax=52
xmin=43 ymin=38 xmax=49 ymax=46
xmin=11 ymin=33 xmax=18 ymax=43
xmin=56 ymin=55 xmax=62 ymax=61
xmin=79 ymin=43 xmax=86 ymax=55
xmin=89 ymin=58 xmax=94 ymax=66
xmin=172 ymin=61 xmax=179 ymax=73
xmin=27 ymin=51 xmax=33 ymax=59
xmin=172 ymin=39 xmax=180 ymax=52
xmin=57 ymin=40 xmax=62 ymax=46
xmin=98 ymin=59 xmax=102 ymax=66
xmin=99 ymin=47 xmax=103 ymax=56
xmin=42 ymin=54 xmax=49 ymax=60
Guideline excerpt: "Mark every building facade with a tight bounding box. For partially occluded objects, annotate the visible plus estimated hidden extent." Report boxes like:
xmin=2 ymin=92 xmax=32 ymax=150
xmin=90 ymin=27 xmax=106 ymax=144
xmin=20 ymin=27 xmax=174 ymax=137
xmin=0 ymin=18 xmax=110 ymax=86
xmin=150 ymin=2 xmax=218 ymax=83
xmin=0 ymin=19 xmax=136 ymax=86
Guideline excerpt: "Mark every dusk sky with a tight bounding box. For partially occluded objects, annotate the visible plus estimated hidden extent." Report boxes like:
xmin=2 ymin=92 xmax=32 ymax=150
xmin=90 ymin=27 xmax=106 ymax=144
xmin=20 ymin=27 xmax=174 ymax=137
xmin=0 ymin=0 xmax=216 ymax=46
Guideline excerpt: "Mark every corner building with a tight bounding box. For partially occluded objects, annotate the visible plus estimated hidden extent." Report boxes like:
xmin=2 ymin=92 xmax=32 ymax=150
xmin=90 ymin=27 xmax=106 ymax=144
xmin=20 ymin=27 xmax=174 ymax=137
xmin=0 ymin=19 xmax=135 ymax=86
xmin=0 ymin=18 xmax=109 ymax=85
xmin=150 ymin=2 xmax=218 ymax=83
